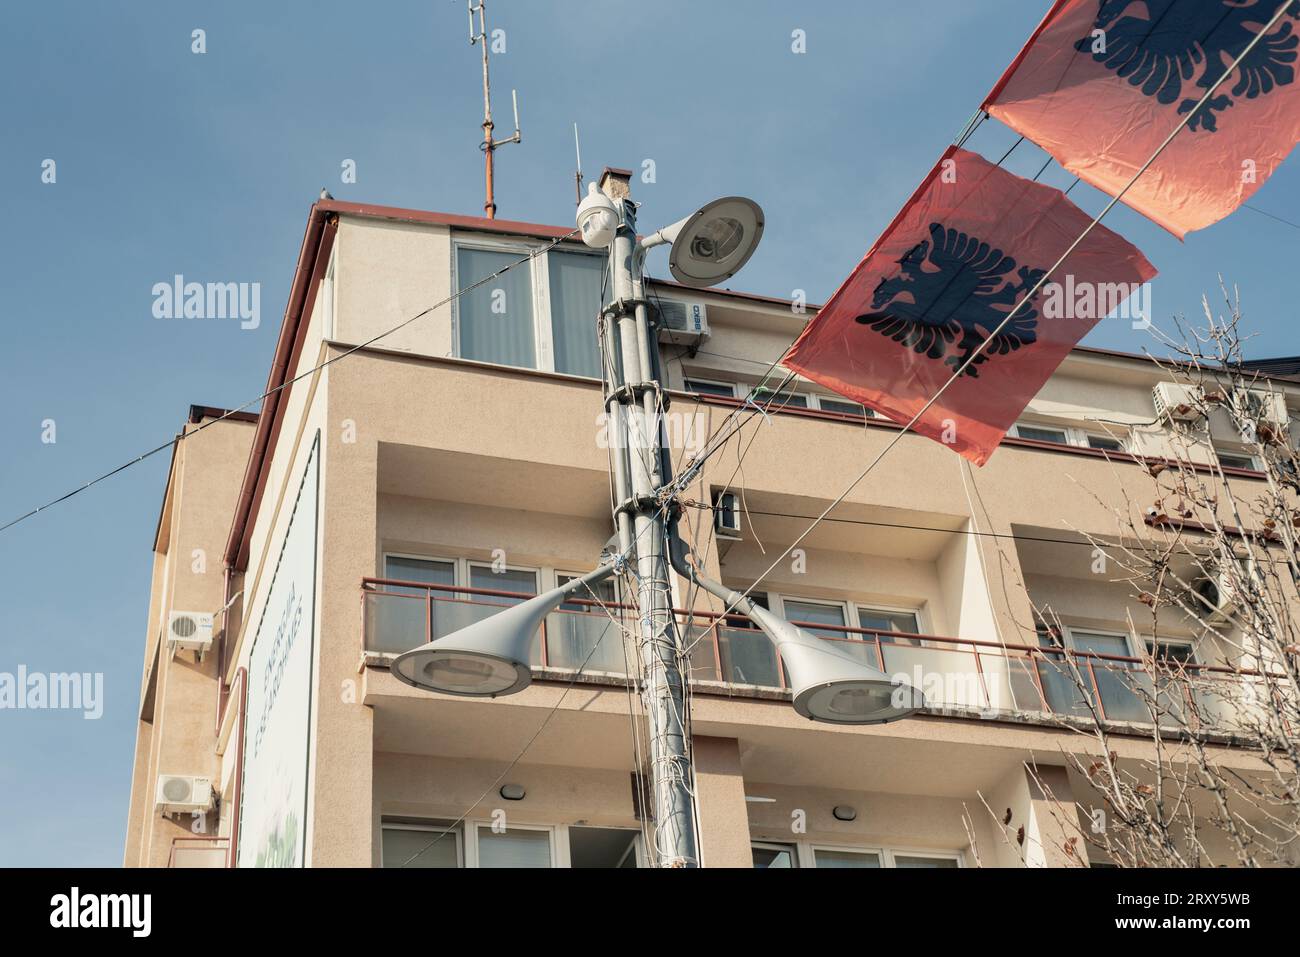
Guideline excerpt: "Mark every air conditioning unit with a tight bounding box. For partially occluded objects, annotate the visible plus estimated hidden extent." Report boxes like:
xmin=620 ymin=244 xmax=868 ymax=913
xmin=713 ymin=490 xmax=742 ymax=540
xmin=167 ymin=611 xmax=214 ymax=658
xmin=1237 ymin=388 xmax=1289 ymax=430
xmin=1190 ymin=568 xmax=1239 ymax=623
xmin=155 ymin=774 xmax=215 ymax=816
xmin=1152 ymin=382 xmax=1201 ymax=423
xmin=654 ymin=297 xmax=710 ymax=342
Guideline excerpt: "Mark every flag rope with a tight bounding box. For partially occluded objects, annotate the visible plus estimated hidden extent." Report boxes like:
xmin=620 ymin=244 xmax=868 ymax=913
xmin=697 ymin=0 xmax=1300 ymax=627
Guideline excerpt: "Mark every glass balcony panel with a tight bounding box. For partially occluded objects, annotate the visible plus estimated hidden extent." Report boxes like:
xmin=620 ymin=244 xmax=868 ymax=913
xmin=717 ymin=627 xmax=780 ymax=687
xmin=879 ymin=642 xmax=982 ymax=709
xmin=684 ymin=623 xmax=722 ymax=682
xmin=365 ymin=592 xmax=428 ymax=655
xmin=972 ymin=653 xmax=1020 ymax=713
xmin=1092 ymin=664 xmax=1154 ymax=723
xmin=545 ymin=609 xmax=630 ymax=675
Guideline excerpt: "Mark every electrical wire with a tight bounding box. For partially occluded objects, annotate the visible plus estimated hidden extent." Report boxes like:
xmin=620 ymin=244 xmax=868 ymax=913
xmin=0 ymin=227 xmax=581 ymax=537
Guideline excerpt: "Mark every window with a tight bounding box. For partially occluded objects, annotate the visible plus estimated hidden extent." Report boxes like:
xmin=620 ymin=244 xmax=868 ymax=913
xmin=775 ymin=842 xmax=963 ymax=868
xmin=547 ymin=250 xmax=606 ymax=378
xmin=568 ymin=826 xmax=641 ymax=868
xmin=813 ymin=848 xmax=882 ymax=868
xmin=454 ymin=242 xmax=606 ymax=378
xmin=456 ymin=245 xmax=539 ymax=369
xmin=381 ymin=821 xmax=462 ymax=868
xmin=892 ymin=853 xmax=960 ymax=868
xmin=475 ymin=825 xmax=554 ymax=868
xmin=858 ymin=607 xmax=921 ymax=636
xmin=816 ymin=396 xmax=874 ymax=418
xmin=684 ymin=377 xmax=736 ymax=398
xmin=1086 ymin=433 xmax=1125 ymax=452
xmin=1069 ymin=629 xmax=1131 ymax=657
xmin=1215 ymin=448 xmax=1259 ymax=471
xmin=1012 ymin=423 xmax=1129 ymax=452
xmin=468 ymin=563 xmax=538 ymax=604
xmin=781 ymin=599 xmax=848 ymax=639
xmin=384 ymin=555 xmax=455 ymax=594
xmin=859 ymin=606 xmax=923 ymax=648
xmin=1146 ymin=639 xmax=1196 ymax=674
xmin=752 ymin=842 xmax=799 ymax=868
xmin=765 ymin=390 xmax=808 ymax=409
xmin=1013 ymin=424 xmax=1071 ymax=445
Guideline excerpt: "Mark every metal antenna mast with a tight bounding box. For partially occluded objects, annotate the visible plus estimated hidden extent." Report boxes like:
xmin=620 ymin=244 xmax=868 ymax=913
xmin=573 ymin=123 xmax=584 ymax=206
xmin=467 ymin=0 xmax=520 ymax=219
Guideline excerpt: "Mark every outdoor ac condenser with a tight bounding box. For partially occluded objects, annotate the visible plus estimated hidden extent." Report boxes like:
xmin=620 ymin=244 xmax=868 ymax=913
xmin=166 ymin=610 xmax=214 ymax=659
xmin=154 ymin=774 xmax=215 ymax=816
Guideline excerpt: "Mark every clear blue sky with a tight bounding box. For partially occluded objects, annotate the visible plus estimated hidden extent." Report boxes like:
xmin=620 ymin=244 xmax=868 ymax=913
xmin=1 ymin=1 xmax=1297 ymax=866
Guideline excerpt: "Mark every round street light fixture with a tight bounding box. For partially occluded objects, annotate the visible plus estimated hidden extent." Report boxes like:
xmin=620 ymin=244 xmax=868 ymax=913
xmin=391 ymin=563 xmax=617 ymax=697
xmin=745 ymin=602 xmax=927 ymax=725
xmin=643 ymin=196 xmax=765 ymax=288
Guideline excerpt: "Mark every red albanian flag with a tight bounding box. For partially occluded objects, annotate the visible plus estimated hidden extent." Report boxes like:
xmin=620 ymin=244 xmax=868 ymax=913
xmin=784 ymin=146 xmax=1157 ymax=466
xmin=985 ymin=0 xmax=1300 ymax=239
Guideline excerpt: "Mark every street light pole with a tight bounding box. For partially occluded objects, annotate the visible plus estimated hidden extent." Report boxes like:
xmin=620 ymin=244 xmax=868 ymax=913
xmin=392 ymin=177 xmax=928 ymax=866
xmin=605 ymin=198 xmax=699 ymax=867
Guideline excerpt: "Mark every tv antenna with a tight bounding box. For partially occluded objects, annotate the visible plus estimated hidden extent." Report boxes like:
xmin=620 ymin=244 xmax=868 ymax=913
xmin=573 ymin=122 xmax=583 ymax=205
xmin=466 ymin=0 xmax=520 ymax=219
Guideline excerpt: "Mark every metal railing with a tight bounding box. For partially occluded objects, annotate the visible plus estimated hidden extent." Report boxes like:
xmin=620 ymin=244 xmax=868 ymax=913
xmin=361 ymin=578 xmax=1278 ymax=731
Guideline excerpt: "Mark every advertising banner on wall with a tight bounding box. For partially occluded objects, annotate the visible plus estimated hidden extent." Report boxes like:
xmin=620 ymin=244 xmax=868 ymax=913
xmin=238 ymin=433 xmax=320 ymax=867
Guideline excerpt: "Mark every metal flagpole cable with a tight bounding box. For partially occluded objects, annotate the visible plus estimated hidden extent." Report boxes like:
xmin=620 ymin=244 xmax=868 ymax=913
xmin=698 ymin=0 xmax=1300 ymax=628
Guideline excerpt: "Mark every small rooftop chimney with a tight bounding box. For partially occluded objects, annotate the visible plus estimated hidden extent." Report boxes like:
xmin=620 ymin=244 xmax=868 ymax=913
xmin=598 ymin=166 xmax=633 ymax=202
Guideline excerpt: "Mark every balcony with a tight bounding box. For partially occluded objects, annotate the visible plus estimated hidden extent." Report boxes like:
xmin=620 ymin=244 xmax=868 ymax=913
xmin=361 ymin=578 xmax=1273 ymax=733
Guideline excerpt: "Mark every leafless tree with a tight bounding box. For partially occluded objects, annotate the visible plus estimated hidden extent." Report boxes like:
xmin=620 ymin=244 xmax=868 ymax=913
xmin=983 ymin=288 xmax=1300 ymax=867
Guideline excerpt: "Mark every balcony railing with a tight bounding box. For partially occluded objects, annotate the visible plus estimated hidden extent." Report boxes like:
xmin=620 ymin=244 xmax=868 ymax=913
xmin=361 ymin=578 xmax=1278 ymax=732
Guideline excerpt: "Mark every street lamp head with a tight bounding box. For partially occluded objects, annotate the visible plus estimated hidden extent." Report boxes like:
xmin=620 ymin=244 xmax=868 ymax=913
xmin=576 ymin=182 xmax=619 ymax=249
xmin=659 ymin=196 xmax=765 ymax=288
xmin=390 ymin=564 xmax=617 ymax=697
xmin=746 ymin=603 xmax=927 ymax=724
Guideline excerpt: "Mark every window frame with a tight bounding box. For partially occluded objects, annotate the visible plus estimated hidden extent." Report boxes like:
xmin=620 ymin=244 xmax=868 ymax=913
xmin=1062 ymin=625 xmax=1137 ymax=660
xmin=451 ymin=237 xmax=606 ymax=378
xmin=778 ymin=839 xmax=963 ymax=868
xmin=566 ymin=824 xmax=646 ymax=869
xmin=772 ymin=592 xmax=927 ymax=641
xmin=1010 ymin=422 xmax=1128 ymax=453
xmin=466 ymin=559 xmax=541 ymax=600
xmin=683 ymin=376 xmax=738 ymax=399
xmin=381 ymin=553 xmax=544 ymax=600
xmin=883 ymin=847 xmax=965 ymax=868
xmin=1144 ymin=636 xmax=1199 ymax=668
xmin=751 ymin=840 xmax=801 ymax=868
xmin=466 ymin=820 xmax=564 ymax=868
xmin=556 ymin=569 xmax=621 ymax=606
xmin=806 ymin=842 xmax=885 ymax=868
xmin=811 ymin=395 xmax=874 ymax=418
xmin=1214 ymin=446 xmax=1262 ymax=472
xmin=380 ymin=819 xmax=464 ymax=868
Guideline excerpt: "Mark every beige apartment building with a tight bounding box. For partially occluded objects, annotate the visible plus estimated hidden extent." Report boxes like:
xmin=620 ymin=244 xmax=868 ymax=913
xmin=124 ymin=176 xmax=1296 ymax=869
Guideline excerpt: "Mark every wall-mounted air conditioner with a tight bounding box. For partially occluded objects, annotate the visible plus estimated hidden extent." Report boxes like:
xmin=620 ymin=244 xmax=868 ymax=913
xmin=1152 ymin=382 xmax=1201 ymax=423
xmin=713 ymin=490 xmax=742 ymax=540
xmin=167 ymin=611 xmax=214 ymax=659
xmin=155 ymin=774 xmax=215 ymax=816
xmin=1191 ymin=569 xmax=1239 ymax=624
xmin=654 ymin=298 xmax=710 ymax=343
xmin=1237 ymin=388 xmax=1289 ymax=430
